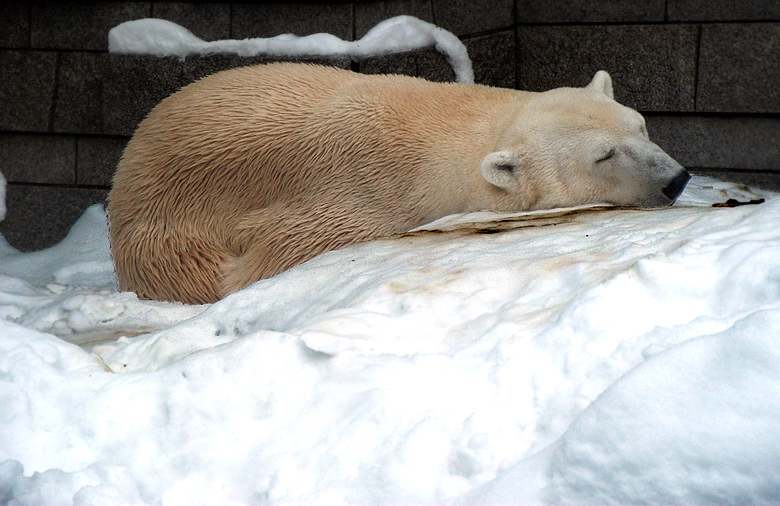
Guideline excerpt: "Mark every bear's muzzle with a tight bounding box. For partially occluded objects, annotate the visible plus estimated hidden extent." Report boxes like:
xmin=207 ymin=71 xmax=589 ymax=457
xmin=662 ymin=170 xmax=692 ymax=203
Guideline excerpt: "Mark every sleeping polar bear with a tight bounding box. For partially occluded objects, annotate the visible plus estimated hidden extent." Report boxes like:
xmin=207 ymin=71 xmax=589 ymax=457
xmin=108 ymin=63 xmax=690 ymax=304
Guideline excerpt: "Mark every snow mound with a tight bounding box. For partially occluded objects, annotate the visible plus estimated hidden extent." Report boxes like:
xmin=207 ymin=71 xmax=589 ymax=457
xmin=2 ymin=176 xmax=780 ymax=504
xmin=545 ymin=309 xmax=780 ymax=504
xmin=108 ymin=16 xmax=474 ymax=83
xmin=0 ymin=204 xmax=205 ymax=346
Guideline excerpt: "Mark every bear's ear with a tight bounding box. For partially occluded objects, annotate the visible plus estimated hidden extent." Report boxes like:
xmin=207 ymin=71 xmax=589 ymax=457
xmin=481 ymin=151 xmax=523 ymax=190
xmin=587 ymin=70 xmax=614 ymax=99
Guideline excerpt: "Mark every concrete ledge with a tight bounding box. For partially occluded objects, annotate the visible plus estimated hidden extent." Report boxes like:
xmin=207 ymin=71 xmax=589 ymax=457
xmin=152 ymin=3 xmax=231 ymax=41
xmin=516 ymin=25 xmax=698 ymax=112
xmin=432 ymin=0 xmax=513 ymax=36
xmin=103 ymin=54 xmax=352 ymax=136
xmin=668 ymin=0 xmax=780 ymax=21
xmin=465 ymin=31 xmax=515 ymax=88
xmin=232 ymin=3 xmax=353 ymax=40
xmin=0 ymin=1 xmax=29 ymax=48
xmin=54 ymin=52 xmax=107 ymax=134
xmin=356 ymin=0 xmax=433 ymax=38
xmin=646 ymin=115 xmax=780 ymax=172
xmin=360 ymin=48 xmax=455 ymax=82
xmin=30 ymin=2 xmax=150 ymax=51
xmin=77 ymin=137 xmax=128 ymax=187
xmin=0 ymin=185 xmax=108 ymax=251
xmin=697 ymin=23 xmax=780 ymax=114
xmin=103 ymin=55 xmax=188 ymax=137
xmin=0 ymin=134 xmax=75 ymax=185
xmin=517 ymin=0 xmax=664 ymax=23
xmin=0 ymin=51 xmax=57 ymax=132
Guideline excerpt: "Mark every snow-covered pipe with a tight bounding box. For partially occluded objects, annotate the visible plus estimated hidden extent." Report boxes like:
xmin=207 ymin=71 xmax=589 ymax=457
xmin=108 ymin=16 xmax=475 ymax=83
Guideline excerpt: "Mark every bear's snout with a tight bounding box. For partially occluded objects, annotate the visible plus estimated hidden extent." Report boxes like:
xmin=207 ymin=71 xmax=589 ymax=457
xmin=662 ymin=170 xmax=691 ymax=203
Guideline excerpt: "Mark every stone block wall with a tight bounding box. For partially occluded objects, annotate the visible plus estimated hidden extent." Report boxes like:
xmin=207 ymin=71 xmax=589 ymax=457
xmin=1 ymin=1 xmax=779 ymax=250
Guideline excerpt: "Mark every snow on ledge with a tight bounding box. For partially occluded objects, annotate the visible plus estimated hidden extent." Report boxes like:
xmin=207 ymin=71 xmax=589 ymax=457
xmin=108 ymin=16 xmax=475 ymax=83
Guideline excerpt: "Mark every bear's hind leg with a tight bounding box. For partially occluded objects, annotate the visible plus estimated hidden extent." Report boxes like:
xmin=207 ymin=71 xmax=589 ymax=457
xmin=219 ymin=198 xmax=392 ymax=298
xmin=115 ymin=230 xmax=229 ymax=304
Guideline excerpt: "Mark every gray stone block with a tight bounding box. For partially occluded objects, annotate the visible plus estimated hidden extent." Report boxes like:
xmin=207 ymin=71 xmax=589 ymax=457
xmin=691 ymin=170 xmax=780 ymax=193
xmin=104 ymin=54 xmax=351 ymax=136
xmin=516 ymin=25 xmax=698 ymax=112
xmin=232 ymin=3 xmax=353 ymax=41
xmin=360 ymin=50 xmax=418 ymax=77
xmin=54 ymin=52 xmax=108 ymax=135
xmin=464 ymin=31 xmax=514 ymax=88
xmin=31 ymin=2 xmax=150 ymax=51
xmin=356 ymin=0 xmax=433 ymax=38
xmin=645 ymin=115 xmax=780 ymax=172
xmin=0 ymin=51 xmax=57 ymax=132
xmin=0 ymin=134 xmax=76 ymax=185
xmin=0 ymin=185 xmax=108 ymax=251
xmin=151 ymin=2 xmax=231 ymax=41
xmin=77 ymin=137 xmax=128 ymax=187
xmin=697 ymin=23 xmax=780 ymax=113
xmin=360 ymin=47 xmax=455 ymax=82
xmin=415 ymin=47 xmax=458 ymax=82
xmin=517 ymin=0 xmax=664 ymax=23
xmin=103 ymin=55 xmax=183 ymax=136
xmin=432 ymin=0 xmax=513 ymax=36
xmin=0 ymin=1 xmax=29 ymax=48
xmin=668 ymin=0 xmax=780 ymax=21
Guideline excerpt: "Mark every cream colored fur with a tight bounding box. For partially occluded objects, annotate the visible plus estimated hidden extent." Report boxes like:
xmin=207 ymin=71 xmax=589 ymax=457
xmin=108 ymin=63 xmax=687 ymax=304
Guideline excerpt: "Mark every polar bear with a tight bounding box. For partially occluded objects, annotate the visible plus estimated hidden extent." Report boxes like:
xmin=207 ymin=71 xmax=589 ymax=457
xmin=108 ymin=63 xmax=689 ymax=304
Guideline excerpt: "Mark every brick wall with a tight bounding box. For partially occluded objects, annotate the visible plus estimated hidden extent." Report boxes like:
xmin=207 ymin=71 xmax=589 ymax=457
xmin=2 ymin=1 xmax=779 ymax=250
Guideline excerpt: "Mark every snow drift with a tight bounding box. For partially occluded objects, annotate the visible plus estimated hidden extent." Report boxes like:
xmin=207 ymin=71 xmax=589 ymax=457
xmin=2 ymin=176 xmax=780 ymax=505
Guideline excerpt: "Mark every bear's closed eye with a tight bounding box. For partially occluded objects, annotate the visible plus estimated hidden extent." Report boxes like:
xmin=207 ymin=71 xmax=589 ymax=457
xmin=596 ymin=148 xmax=616 ymax=163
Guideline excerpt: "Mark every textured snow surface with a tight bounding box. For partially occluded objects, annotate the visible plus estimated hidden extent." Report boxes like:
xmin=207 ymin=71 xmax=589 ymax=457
xmin=2 ymin=176 xmax=779 ymax=505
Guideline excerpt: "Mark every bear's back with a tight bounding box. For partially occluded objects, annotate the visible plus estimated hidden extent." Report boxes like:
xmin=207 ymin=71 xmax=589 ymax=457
xmin=110 ymin=64 xmax=359 ymax=219
xmin=109 ymin=64 xmax=460 ymax=227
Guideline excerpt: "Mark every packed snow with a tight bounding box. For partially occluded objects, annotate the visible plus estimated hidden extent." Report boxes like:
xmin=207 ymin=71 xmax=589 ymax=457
xmin=2 ymin=174 xmax=780 ymax=505
xmin=108 ymin=16 xmax=474 ymax=83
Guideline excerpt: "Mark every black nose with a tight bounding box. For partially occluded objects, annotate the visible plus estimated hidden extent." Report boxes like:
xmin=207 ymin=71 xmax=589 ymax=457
xmin=662 ymin=171 xmax=691 ymax=201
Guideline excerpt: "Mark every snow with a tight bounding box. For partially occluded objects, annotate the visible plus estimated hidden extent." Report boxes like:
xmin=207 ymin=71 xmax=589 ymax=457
xmin=545 ymin=310 xmax=780 ymax=504
xmin=108 ymin=16 xmax=474 ymax=83
xmin=2 ymin=174 xmax=780 ymax=505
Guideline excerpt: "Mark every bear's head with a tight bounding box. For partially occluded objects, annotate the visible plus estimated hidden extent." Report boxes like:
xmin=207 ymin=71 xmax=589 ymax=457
xmin=481 ymin=71 xmax=690 ymax=209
